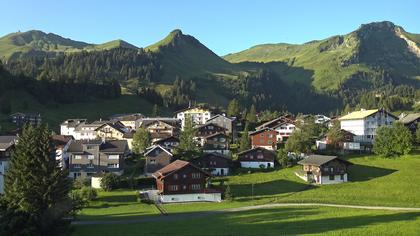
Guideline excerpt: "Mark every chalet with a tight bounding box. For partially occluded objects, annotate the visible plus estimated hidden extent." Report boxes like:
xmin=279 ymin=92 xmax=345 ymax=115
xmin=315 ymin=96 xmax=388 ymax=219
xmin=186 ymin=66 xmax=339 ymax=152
xmin=72 ymin=120 xmax=109 ymax=140
xmin=60 ymin=119 xmax=87 ymax=136
xmin=399 ymin=113 xmax=420 ymax=134
xmin=237 ymin=147 xmax=276 ymax=169
xmin=192 ymin=153 xmax=231 ymax=176
xmin=67 ymin=139 xmax=129 ymax=179
xmin=314 ymin=114 xmax=331 ymax=124
xmin=140 ymin=118 xmax=180 ymax=142
xmin=249 ymin=128 xmax=277 ymax=150
xmin=202 ymin=132 xmax=230 ymax=155
xmin=144 ymin=145 xmax=173 ymax=175
xmin=296 ymin=155 xmax=353 ymax=184
xmin=95 ymin=121 xmax=129 ymax=140
xmin=195 ymin=123 xmax=227 ymax=145
xmin=152 ymin=136 xmax=180 ymax=152
xmin=339 ymin=108 xmax=397 ymax=144
xmin=206 ymin=114 xmax=237 ymax=140
xmin=0 ymin=136 xmax=18 ymax=194
xmin=109 ymin=113 xmax=145 ymax=130
xmin=255 ymin=116 xmax=296 ymax=143
xmin=152 ymin=160 xmax=221 ymax=203
xmin=175 ymin=107 xmax=212 ymax=130
xmin=122 ymin=131 xmax=135 ymax=150
xmin=51 ymin=135 xmax=73 ymax=169
xmin=316 ymin=129 xmax=359 ymax=151
xmin=9 ymin=112 xmax=42 ymax=126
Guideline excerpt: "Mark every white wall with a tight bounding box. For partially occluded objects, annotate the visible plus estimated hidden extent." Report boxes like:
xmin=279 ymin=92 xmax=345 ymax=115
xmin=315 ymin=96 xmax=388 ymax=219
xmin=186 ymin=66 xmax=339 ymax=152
xmin=210 ymin=168 xmax=229 ymax=176
xmin=91 ymin=177 xmax=102 ymax=189
xmin=240 ymin=161 xmax=274 ymax=169
xmin=160 ymin=193 xmax=221 ymax=203
xmin=320 ymin=174 xmax=348 ymax=184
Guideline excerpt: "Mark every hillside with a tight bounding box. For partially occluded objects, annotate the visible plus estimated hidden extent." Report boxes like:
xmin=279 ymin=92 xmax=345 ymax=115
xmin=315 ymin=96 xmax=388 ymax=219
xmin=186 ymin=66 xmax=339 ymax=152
xmin=0 ymin=30 xmax=138 ymax=61
xmin=224 ymin=21 xmax=420 ymax=90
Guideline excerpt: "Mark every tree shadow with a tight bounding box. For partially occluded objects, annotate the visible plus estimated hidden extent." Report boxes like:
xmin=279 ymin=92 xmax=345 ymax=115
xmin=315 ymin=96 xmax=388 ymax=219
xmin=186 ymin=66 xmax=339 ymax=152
xmin=348 ymin=164 xmax=397 ymax=182
xmin=230 ymin=179 xmax=310 ymax=198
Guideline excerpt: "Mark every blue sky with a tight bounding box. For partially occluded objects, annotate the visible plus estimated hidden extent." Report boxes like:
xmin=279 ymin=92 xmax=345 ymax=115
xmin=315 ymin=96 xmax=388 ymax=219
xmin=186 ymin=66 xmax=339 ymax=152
xmin=0 ymin=0 xmax=418 ymax=55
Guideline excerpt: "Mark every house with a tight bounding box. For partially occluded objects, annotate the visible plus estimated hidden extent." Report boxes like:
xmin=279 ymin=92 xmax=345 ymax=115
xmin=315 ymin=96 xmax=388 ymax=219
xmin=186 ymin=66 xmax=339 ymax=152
xmin=238 ymin=147 xmax=276 ymax=169
xmin=192 ymin=153 xmax=231 ymax=176
xmin=51 ymin=135 xmax=73 ymax=169
xmin=72 ymin=120 xmax=109 ymax=140
xmin=202 ymin=133 xmax=230 ymax=155
xmin=314 ymin=114 xmax=331 ymax=124
xmin=256 ymin=116 xmax=296 ymax=143
xmin=67 ymin=139 xmax=129 ymax=179
xmin=95 ymin=121 xmax=129 ymax=140
xmin=152 ymin=160 xmax=221 ymax=203
xmin=296 ymin=155 xmax=353 ymax=184
xmin=110 ymin=113 xmax=145 ymax=130
xmin=9 ymin=112 xmax=42 ymax=126
xmin=152 ymin=136 xmax=180 ymax=153
xmin=195 ymin=123 xmax=227 ymax=145
xmin=206 ymin=114 xmax=237 ymax=140
xmin=399 ymin=113 xmax=420 ymax=134
xmin=144 ymin=145 xmax=173 ymax=175
xmin=317 ymin=129 xmax=359 ymax=151
xmin=249 ymin=128 xmax=278 ymax=150
xmin=140 ymin=118 xmax=180 ymax=142
xmin=0 ymin=136 xmax=18 ymax=194
xmin=339 ymin=108 xmax=397 ymax=144
xmin=176 ymin=107 xmax=212 ymax=130
xmin=122 ymin=131 xmax=135 ymax=150
xmin=60 ymin=119 xmax=87 ymax=136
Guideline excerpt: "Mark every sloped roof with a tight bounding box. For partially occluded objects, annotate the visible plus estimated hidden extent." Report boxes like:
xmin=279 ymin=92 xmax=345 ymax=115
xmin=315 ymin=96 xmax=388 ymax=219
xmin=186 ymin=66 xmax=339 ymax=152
xmin=153 ymin=136 xmax=180 ymax=144
xmin=249 ymin=127 xmax=276 ymax=136
xmin=237 ymin=147 xmax=276 ymax=162
xmin=399 ymin=113 xmax=420 ymax=124
xmin=0 ymin=135 xmax=17 ymax=151
xmin=204 ymin=132 xmax=228 ymax=139
xmin=144 ymin=145 xmax=173 ymax=156
xmin=153 ymin=160 xmax=210 ymax=180
xmin=298 ymin=155 xmax=352 ymax=166
xmin=339 ymin=109 xmax=378 ymax=120
xmin=68 ymin=140 xmax=127 ymax=154
xmin=207 ymin=114 xmax=235 ymax=122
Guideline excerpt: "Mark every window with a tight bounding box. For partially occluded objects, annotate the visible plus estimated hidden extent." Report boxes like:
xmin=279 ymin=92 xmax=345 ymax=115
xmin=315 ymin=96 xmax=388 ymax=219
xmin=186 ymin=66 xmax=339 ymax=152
xmin=74 ymin=155 xmax=82 ymax=160
xmin=261 ymin=134 xmax=265 ymax=137
xmin=87 ymin=145 xmax=95 ymax=150
xmin=192 ymin=173 xmax=201 ymax=179
xmin=268 ymin=134 xmax=273 ymax=138
xmin=88 ymin=155 xmax=94 ymax=160
xmin=182 ymin=185 xmax=187 ymax=190
xmin=191 ymin=184 xmax=201 ymax=190
xmin=329 ymin=175 xmax=335 ymax=180
xmin=183 ymin=174 xmax=187 ymax=178
xmin=340 ymin=174 xmax=344 ymax=180
xmin=150 ymin=159 xmax=156 ymax=164
xmin=173 ymin=174 xmax=178 ymax=180
xmin=330 ymin=167 xmax=334 ymax=172
xmin=107 ymin=163 xmax=119 ymax=168
xmin=73 ymin=164 xmax=81 ymax=169
xmin=257 ymin=154 xmax=264 ymax=159
xmin=169 ymin=185 xmax=179 ymax=191
xmin=87 ymin=162 xmax=94 ymax=168
xmin=108 ymin=155 xmax=119 ymax=160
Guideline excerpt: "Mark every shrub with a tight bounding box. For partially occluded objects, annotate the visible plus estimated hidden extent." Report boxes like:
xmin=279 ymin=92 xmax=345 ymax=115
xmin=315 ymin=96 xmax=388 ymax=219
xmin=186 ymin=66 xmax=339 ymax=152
xmin=100 ymin=173 xmax=120 ymax=191
xmin=73 ymin=177 xmax=90 ymax=189
xmin=223 ymin=185 xmax=234 ymax=200
xmin=373 ymin=122 xmax=412 ymax=157
xmin=80 ymin=186 xmax=97 ymax=201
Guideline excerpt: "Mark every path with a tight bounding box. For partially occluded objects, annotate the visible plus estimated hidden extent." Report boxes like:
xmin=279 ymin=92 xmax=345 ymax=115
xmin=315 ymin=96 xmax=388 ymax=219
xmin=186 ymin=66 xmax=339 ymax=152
xmin=72 ymin=203 xmax=420 ymax=226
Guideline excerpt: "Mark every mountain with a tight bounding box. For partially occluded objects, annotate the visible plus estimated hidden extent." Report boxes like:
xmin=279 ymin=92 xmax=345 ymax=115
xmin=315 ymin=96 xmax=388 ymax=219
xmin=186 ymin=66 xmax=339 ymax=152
xmin=224 ymin=21 xmax=420 ymax=90
xmin=146 ymin=29 xmax=239 ymax=82
xmin=0 ymin=30 xmax=138 ymax=61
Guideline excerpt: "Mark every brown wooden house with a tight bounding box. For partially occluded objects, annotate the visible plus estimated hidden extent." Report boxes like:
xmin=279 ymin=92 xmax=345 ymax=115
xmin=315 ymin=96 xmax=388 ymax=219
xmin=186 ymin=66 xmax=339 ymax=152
xmin=144 ymin=145 xmax=173 ymax=175
xmin=192 ymin=153 xmax=232 ymax=176
xmin=249 ymin=128 xmax=277 ymax=150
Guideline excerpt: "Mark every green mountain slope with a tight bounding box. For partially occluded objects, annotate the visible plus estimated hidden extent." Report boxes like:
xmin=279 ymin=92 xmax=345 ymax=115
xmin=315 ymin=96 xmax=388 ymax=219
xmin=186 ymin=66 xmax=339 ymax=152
xmin=0 ymin=30 xmax=138 ymax=61
xmin=224 ymin=21 xmax=420 ymax=90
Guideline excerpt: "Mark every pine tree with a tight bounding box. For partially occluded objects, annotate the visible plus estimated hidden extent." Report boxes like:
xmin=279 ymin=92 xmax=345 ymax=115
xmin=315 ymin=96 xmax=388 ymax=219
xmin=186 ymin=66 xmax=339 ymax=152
xmin=246 ymin=104 xmax=257 ymax=124
xmin=227 ymin=99 xmax=240 ymax=117
xmin=239 ymin=122 xmax=251 ymax=152
xmin=1 ymin=124 xmax=72 ymax=235
xmin=132 ymin=127 xmax=151 ymax=154
xmin=176 ymin=115 xmax=199 ymax=160
xmin=152 ymin=104 xmax=160 ymax=117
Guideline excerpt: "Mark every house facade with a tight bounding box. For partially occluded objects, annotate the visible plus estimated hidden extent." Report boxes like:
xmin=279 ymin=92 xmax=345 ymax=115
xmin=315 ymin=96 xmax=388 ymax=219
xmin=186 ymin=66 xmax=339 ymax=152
xmin=144 ymin=145 xmax=173 ymax=175
xmin=176 ymin=107 xmax=212 ymax=130
xmin=206 ymin=115 xmax=237 ymax=140
xmin=249 ymin=128 xmax=277 ymax=150
xmin=152 ymin=160 xmax=221 ymax=203
xmin=60 ymin=119 xmax=87 ymax=136
xmin=72 ymin=120 xmax=108 ymax=140
xmin=238 ymin=147 xmax=276 ymax=169
xmin=192 ymin=153 xmax=231 ymax=176
xmin=67 ymin=140 xmax=128 ymax=179
xmin=399 ymin=113 xmax=420 ymax=134
xmin=0 ymin=136 xmax=17 ymax=194
xmin=152 ymin=136 xmax=180 ymax=153
xmin=95 ymin=122 xmax=128 ymax=140
xmin=296 ymin=155 xmax=353 ymax=184
xmin=339 ymin=108 xmax=397 ymax=144
xmin=202 ymin=133 xmax=230 ymax=155
xmin=110 ymin=113 xmax=145 ymax=130
xmin=9 ymin=112 xmax=42 ymax=126
xmin=51 ymin=135 xmax=73 ymax=169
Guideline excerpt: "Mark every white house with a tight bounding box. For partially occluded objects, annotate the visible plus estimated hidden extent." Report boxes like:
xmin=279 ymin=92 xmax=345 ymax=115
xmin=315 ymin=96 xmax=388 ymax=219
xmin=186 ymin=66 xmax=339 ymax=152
xmin=314 ymin=114 xmax=331 ymax=124
xmin=0 ymin=136 xmax=18 ymax=194
xmin=176 ymin=107 xmax=212 ymax=130
xmin=339 ymin=108 xmax=397 ymax=143
xmin=273 ymin=122 xmax=296 ymax=143
xmin=60 ymin=119 xmax=87 ymax=136
xmin=237 ymin=147 xmax=276 ymax=169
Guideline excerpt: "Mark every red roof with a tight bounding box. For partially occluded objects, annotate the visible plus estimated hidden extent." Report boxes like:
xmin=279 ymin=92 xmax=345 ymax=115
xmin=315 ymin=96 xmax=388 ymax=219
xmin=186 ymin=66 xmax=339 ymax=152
xmin=153 ymin=160 xmax=210 ymax=180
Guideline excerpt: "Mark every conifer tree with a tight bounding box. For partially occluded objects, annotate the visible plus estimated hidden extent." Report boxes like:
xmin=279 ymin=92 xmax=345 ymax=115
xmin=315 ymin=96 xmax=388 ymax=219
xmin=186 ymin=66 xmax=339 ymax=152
xmin=132 ymin=127 xmax=151 ymax=154
xmin=247 ymin=104 xmax=257 ymax=124
xmin=239 ymin=122 xmax=251 ymax=152
xmin=1 ymin=124 xmax=72 ymax=235
xmin=176 ymin=115 xmax=199 ymax=160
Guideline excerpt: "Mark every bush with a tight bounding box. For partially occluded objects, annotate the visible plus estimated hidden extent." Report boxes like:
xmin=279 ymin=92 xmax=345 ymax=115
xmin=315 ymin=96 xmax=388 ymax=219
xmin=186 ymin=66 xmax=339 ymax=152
xmin=80 ymin=186 xmax=97 ymax=201
xmin=373 ymin=122 xmax=412 ymax=157
xmin=100 ymin=173 xmax=120 ymax=191
xmin=223 ymin=185 xmax=234 ymax=200
xmin=73 ymin=177 xmax=90 ymax=189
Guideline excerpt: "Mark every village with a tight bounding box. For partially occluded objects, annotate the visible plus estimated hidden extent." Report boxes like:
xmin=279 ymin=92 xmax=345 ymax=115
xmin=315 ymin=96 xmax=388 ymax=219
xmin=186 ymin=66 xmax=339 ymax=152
xmin=1 ymin=106 xmax=415 ymax=204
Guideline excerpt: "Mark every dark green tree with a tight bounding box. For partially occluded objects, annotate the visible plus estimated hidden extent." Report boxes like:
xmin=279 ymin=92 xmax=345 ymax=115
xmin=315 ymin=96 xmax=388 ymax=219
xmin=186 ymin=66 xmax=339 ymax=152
xmin=152 ymin=104 xmax=160 ymax=117
xmin=224 ymin=185 xmax=234 ymax=200
xmin=100 ymin=173 xmax=120 ymax=191
xmin=239 ymin=122 xmax=251 ymax=152
xmin=176 ymin=115 xmax=199 ymax=160
xmin=326 ymin=121 xmax=344 ymax=149
xmin=276 ymin=148 xmax=289 ymax=167
xmin=416 ymin=123 xmax=420 ymax=144
xmin=373 ymin=122 xmax=412 ymax=157
xmin=132 ymin=127 xmax=151 ymax=154
xmin=0 ymin=124 xmax=72 ymax=235
xmin=246 ymin=104 xmax=257 ymax=124
xmin=227 ymin=99 xmax=240 ymax=117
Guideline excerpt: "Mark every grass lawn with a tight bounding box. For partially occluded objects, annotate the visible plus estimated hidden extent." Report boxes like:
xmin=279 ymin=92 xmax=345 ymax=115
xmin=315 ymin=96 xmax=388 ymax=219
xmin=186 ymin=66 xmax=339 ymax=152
xmin=73 ymin=206 xmax=420 ymax=236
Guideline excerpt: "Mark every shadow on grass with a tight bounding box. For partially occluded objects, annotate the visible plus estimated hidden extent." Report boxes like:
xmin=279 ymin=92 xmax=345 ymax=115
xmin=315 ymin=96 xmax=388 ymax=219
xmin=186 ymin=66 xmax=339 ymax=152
xmin=99 ymin=194 xmax=137 ymax=203
xmin=231 ymin=179 xmax=310 ymax=198
xmin=348 ymin=164 xmax=397 ymax=182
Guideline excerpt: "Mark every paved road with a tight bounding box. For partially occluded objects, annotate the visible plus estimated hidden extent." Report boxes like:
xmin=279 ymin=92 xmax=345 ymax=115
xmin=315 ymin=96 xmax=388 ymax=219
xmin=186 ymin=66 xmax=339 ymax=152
xmin=72 ymin=203 xmax=420 ymax=226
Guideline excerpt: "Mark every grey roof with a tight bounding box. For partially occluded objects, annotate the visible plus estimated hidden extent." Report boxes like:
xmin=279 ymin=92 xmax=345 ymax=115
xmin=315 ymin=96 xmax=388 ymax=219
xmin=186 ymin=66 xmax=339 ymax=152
xmin=140 ymin=118 xmax=180 ymax=128
xmin=399 ymin=113 xmax=420 ymax=124
xmin=298 ymin=155 xmax=352 ymax=166
xmin=109 ymin=113 xmax=145 ymax=121
xmin=0 ymin=135 xmax=17 ymax=151
xmin=60 ymin=119 xmax=87 ymax=127
xmin=68 ymin=140 xmax=127 ymax=154
xmin=207 ymin=114 xmax=235 ymax=122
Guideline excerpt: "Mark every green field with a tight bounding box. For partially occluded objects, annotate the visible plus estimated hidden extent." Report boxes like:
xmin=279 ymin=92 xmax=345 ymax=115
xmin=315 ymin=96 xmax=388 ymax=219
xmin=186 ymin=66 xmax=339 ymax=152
xmin=73 ymin=154 xmax=420 ymax=235
xmin=0 ymin=90 xmax=168 ymax=133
